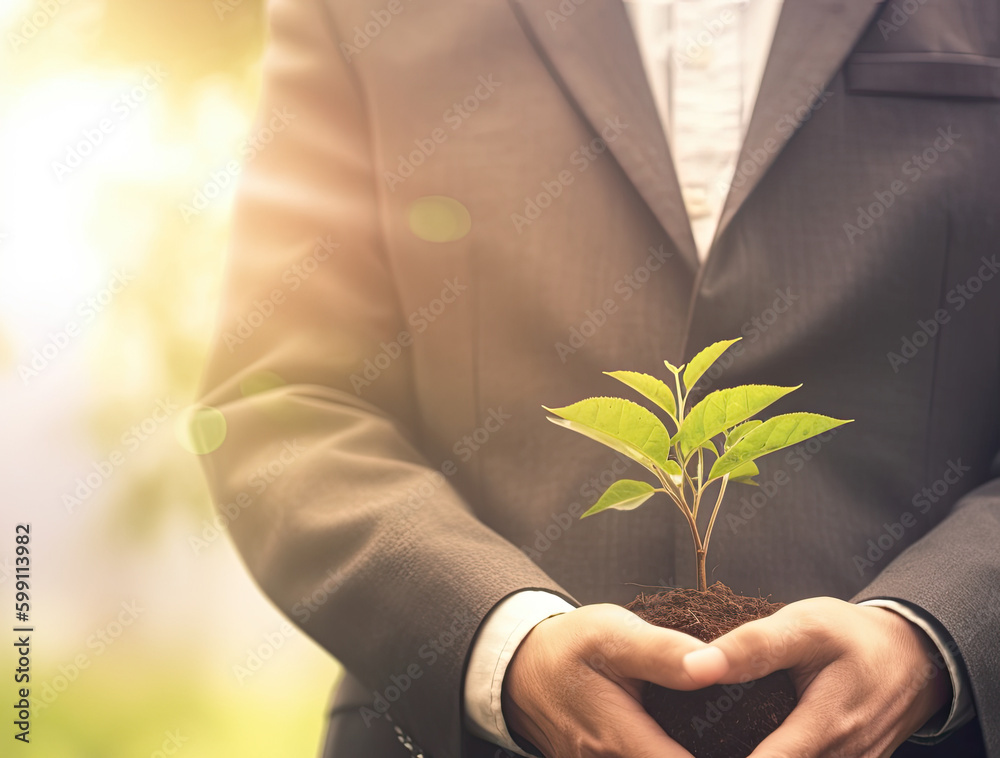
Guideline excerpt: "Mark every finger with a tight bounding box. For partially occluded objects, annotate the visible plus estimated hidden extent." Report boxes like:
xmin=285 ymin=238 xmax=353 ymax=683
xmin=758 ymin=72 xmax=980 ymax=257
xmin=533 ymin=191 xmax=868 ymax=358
xmin=595 ymin=684 xmax=698 ymax=758
xmin=744 ymin=686 xmax=837 ymax=758
xmin=740 ymin=665 xmax=894 ymax=758
xmin=615 ymin=710 xmax=699 ymax=758
xmin=594 ymin=607 xmax=714 ymax=691
xmin=681 ymin=603 xmax=837 ymax=687
xmin=748 ymin=657 xmax=933 ymax=758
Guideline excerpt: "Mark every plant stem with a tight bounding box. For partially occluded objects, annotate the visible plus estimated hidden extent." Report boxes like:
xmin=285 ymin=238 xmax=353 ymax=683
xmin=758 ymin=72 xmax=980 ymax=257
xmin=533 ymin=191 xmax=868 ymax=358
xmin=680 ymin=458 xmax=696 ymax=510
xmin=701 ymin=474 xmax=730 ymax=562
xmin=654 ymin=465 xmax=703 ymax=581
xmin=692 ymin=447 xmax=704 ymax=519
xmin=654 ymin=469 xmax=689 ymax=521
xmin=653 ymin=463 xmax=679 ymax=501
xmin=673 ymin=369 xmax=686 ymax=419
xmin=668 ymin=369 xmax=709 ymax=592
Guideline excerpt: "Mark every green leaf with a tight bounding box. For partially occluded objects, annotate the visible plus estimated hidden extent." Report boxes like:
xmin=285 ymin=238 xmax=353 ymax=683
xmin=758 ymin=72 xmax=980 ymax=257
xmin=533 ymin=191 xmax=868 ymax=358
xmin=727 ymin=460 xmax=759 ymax=485
xmin=547 ymin=417 xmax=656 ymax=473
xmin=664 ymin=359 xmax=685 ymax=375
xmin=663 ymin=459 xmax=683 ymax=478
xmin=581 ymin=479 xmax=656 ymax=518
xmin=545 ymin=397 xmax=671 ymax=474
xmin=682 ymin=338 xmax=741 ymax=392
xmin=675 ymin=385 xmax=800 ymax=457
xmin=698 ymin=439 xmax=720 ymax=457
xmin=604 ymin=371 xmax=677 ymax=420
xmin=709 ymin=413 xmax=851 ymax=480
xmin=725 ymin=420 xmax=762 ymax=451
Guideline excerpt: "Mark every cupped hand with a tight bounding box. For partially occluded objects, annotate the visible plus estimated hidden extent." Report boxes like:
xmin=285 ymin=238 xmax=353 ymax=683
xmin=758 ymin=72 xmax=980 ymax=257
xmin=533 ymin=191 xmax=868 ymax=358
xmin=502 ymin=603 xmax=710 ymax=758
xmin=681 ymin=597 xmax=952 ymax=758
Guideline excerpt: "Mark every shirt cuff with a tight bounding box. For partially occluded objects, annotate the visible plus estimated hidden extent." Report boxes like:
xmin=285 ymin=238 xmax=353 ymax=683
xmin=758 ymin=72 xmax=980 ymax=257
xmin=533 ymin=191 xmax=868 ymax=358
xmin=463 ymin=590 xmax=578 ymax=756
xmin=857 ymin=598 xmax=975 ymax=741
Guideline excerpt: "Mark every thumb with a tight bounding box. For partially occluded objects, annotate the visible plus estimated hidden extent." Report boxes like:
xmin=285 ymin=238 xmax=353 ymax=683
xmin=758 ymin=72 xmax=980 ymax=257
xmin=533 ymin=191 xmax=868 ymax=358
xmin=680 ymin=606 xmax=820 ymax=687
xmin=596 ymin=606 xmax=717 ymax=691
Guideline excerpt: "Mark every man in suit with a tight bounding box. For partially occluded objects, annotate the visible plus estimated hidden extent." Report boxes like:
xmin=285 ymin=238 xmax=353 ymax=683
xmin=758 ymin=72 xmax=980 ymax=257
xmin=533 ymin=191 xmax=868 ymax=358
xmin=199 ymin=0 xmax=1000 ymax=755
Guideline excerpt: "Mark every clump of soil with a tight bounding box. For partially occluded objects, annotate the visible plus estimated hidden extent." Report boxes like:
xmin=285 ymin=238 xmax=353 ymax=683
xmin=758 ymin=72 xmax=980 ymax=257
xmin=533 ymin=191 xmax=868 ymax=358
xmin=627 ymin=583 xmax=797 ymax=758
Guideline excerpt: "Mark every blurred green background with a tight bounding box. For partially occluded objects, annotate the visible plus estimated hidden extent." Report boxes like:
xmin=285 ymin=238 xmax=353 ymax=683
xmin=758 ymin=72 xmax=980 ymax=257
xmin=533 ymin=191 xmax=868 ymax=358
xmin=0 ymin=0 xmax=341 ymax=755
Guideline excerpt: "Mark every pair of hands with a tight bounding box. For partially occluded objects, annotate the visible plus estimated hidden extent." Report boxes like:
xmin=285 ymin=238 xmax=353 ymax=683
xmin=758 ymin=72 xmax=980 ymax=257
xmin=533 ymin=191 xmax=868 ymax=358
xmin=502 ymin=599 xmax=951 ymax=758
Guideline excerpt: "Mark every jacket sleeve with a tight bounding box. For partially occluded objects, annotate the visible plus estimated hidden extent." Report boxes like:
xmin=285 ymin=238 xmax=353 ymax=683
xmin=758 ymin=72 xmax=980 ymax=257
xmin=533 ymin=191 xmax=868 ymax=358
xmin=196 ymin=1 xmax=572 ymax=756
xmin=854 ymin=475 xmax=1000 ymax=756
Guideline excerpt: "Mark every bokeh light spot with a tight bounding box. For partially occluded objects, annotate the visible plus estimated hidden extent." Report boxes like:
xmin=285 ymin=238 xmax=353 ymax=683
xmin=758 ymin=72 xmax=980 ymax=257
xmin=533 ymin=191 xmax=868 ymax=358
xmin=240 ymin=370 xmax=285 ymax=397
xmin=407 ymin=195 xmax=471 ymax=242
xmin=175 ymin=405 xmax=227 ymax=455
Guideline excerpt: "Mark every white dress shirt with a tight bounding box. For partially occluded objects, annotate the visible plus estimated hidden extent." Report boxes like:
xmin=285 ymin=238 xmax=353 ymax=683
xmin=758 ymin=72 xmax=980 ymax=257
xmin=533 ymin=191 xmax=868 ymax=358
xmin=463 ymin=1 xmax=973 ymax=753
xmin=626 ymin=0 xmax=783 ymax=258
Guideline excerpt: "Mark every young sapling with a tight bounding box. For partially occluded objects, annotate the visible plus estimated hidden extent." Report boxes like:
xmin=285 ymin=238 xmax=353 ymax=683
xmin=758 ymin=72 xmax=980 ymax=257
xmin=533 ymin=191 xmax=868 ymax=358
xmin=544 ymin=337 xmax=850 ymax=592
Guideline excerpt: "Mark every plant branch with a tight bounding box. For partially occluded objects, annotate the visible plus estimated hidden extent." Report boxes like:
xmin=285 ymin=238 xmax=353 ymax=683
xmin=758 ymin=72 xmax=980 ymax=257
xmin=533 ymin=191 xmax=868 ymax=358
xmin=701 ymin=473 xmax=730 ymax=559
xmin=669 ymin=366 xmax=709 ymax=591
xmin=653 ymin=467 xmax=686 ymax=514
xmin=673 ymin=369 xmax=686 ymax=419
xmin=692 ymin=446 xmax=704 ymax=519
xmin=654 ymin=465 xmax=701 ymax=553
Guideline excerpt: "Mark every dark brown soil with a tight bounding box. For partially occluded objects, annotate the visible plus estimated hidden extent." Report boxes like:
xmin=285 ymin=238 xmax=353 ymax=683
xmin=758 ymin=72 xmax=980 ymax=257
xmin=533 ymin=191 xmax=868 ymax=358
xmin=627 ymin=583 xmax=797 ymax=758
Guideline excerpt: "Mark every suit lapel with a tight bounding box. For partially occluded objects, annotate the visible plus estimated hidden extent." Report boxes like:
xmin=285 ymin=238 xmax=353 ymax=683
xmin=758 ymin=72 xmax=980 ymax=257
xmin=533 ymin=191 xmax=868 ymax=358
xmin=508 ymin=0 xmax=884 ymax=268
xmin=713 ymin=0 xmax=884 ymax=248
xmin=508 ymin=0 xmax=700 ymax=270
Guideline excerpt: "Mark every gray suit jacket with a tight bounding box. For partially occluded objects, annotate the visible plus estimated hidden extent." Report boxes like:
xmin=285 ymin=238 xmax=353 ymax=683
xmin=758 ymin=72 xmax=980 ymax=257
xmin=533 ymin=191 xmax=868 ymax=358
xmin=199 ymin=0 xmax=1000 ymax=755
